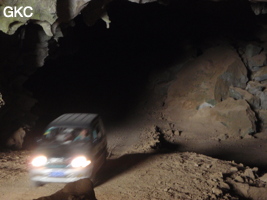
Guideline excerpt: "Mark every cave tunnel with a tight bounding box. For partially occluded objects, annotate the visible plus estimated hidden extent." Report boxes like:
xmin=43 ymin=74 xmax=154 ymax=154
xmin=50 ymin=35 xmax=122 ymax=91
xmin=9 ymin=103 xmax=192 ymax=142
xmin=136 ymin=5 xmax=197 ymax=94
xmin=1 ymin=0 xmax=267 ymax=199
xmin=0 ymin=0 xmax=267 ymax=168
xmin=24 ymin=0 xmax=259 ymax=128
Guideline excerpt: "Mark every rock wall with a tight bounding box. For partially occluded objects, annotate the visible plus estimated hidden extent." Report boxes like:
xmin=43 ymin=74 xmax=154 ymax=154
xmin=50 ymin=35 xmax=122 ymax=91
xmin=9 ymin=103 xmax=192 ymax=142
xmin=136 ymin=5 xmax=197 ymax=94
xmin=157 ymin=24 xmax=267 ymax=139
xmin=0 ymin=0 xmax=112 ymax=149
xmin=0 ymin=26 xmax=46 ymax=149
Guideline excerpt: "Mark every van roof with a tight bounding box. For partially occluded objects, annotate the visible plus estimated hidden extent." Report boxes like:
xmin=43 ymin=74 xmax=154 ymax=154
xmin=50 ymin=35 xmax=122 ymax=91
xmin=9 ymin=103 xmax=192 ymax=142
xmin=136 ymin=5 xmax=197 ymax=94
xmin=48 ymin=113 xmax=98 ymax=128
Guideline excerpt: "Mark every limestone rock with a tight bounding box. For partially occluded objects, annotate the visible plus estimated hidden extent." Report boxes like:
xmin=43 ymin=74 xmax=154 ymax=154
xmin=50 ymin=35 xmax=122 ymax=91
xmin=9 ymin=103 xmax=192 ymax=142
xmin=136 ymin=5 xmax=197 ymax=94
xmin=0 ymin=0 xmax=162 ymax=36
xmin=214 ymin=60 xmax=248 ymax=102
xmin=244 ymin=44 xmax=263 ymax=58
xmin=212 ymin=187 xmax=222 ymax=196
xmin=256 ymin=90 xmax=267 ymax=109
xmin=246 ymin=81 xmax=265 ymax=95
xmin=243 ymin=168 xmax=255 ymax=180
xmin=229 ymin=86 xmax=260 ymax=109
xmin=81 ymin=0 xmax=112 ymax=27
xmin=227 ymin=179 xmax=267 ymax=200
xmin=247 ymin=52 xmax=267 ymax=71
xmin=252 ymin=66 xmax=267 ymax=82
xmin=0 ymin=93 xmax=4 ymax=108
xmin=219 ymin=182 xmax=230 ymax=190
xmin=234 ymin=175 xmax=244 ymax=183
xmin=258 ymin=110 xmax=267 ymax=129
xmin=197 ymin=102 xmax=215 ymax=110
xmin=192 ymin=98 xmax=257 ymax=138
xmin=230 ymin=167 xmax=239 ymax=173
xmin=6 ymin=127 xmax=26 ymax=149
xmin=0 ymin=0 xmax=112 ymax=35
xmin=251 ymin=2 xmax=267 ymax=15
xmin=259 ymin=173 xmax=267 ymax=182
xmin=241 ymin=43 xmax=266 ymax=71
xmin=0 ymin=0 xmax=57 ymax=34
xmin=210 ymin=98 xmax=257 ymax=137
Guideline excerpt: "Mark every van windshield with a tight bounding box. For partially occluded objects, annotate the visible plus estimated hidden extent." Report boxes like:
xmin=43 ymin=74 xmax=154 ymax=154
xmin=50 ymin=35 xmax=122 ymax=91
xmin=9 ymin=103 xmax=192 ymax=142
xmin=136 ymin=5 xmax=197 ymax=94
xmin=42 ymin=127 xmax=91 ymax=143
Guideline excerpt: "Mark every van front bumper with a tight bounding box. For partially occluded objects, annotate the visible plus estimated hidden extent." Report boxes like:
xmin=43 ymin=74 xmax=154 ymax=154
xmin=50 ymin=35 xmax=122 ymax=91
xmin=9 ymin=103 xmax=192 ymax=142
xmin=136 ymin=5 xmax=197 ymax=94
xmin=29 ymin=165 xmax=93 ymax=183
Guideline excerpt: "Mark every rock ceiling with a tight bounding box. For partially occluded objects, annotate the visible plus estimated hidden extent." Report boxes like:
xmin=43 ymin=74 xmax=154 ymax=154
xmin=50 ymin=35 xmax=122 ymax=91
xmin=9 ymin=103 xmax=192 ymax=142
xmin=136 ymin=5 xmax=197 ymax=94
xmin=0 ymin=0 xmax=266 ymax=36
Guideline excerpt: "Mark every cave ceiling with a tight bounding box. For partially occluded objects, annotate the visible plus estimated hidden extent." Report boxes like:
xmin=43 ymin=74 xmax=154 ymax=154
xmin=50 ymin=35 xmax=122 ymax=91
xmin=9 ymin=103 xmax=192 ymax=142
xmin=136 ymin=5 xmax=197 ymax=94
xmin=0 ymin=0 xmax=266 ymax=36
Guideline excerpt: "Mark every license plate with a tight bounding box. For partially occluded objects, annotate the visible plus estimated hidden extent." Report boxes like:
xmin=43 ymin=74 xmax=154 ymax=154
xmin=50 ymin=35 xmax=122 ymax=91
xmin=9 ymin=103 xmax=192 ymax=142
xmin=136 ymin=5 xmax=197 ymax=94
xmin=49 ymin=171 xmax=65 ymax=177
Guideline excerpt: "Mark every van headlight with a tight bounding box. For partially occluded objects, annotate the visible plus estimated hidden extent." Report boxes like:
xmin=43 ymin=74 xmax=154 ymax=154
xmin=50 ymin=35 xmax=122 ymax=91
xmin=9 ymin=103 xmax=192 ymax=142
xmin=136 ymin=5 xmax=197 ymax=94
xmin=71 ymin=156 xmax=91 ymax=168
xmin=31 ymin=156 xmax=47 ymax=167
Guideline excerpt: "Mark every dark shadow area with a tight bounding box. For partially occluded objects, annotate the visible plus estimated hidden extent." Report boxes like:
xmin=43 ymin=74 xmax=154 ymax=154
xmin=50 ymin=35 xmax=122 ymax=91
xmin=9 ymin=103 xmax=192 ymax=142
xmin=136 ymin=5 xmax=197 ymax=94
xmin=173 ymin=137 xmax=267 ymax=174
xmin=208 ymin=148 xmax=267 ymax=174
xmin=94 ymin=153 xmax=152 ymax=187
xmin=24 ymin=0 xmax=259 ymax=126
xmin=94 ymin=145 xmax=181 ymax=187
xmin=22 ymin=0 xmax=262 ymax=156
xmin=93 ymin=134 xmax=181 ymax=187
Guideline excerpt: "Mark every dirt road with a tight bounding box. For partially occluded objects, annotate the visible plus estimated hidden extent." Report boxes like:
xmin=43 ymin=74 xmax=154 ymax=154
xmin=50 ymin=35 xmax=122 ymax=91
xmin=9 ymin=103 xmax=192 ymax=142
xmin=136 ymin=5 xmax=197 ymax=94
xmin=1 ymin=119 xmax=267 ymax=200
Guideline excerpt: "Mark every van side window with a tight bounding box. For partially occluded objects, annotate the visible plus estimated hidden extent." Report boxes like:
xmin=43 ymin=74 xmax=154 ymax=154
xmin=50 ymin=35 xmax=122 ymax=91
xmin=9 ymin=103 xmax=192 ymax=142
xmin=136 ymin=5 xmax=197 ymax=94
xmin=92 ymin=124 xmax=103 ymax=141
xmin=92 ymin=129 xmax=98 ymax=140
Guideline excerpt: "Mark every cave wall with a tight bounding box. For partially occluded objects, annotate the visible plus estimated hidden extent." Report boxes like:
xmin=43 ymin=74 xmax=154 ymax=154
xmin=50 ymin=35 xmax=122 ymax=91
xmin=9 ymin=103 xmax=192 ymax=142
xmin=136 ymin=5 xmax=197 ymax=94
xmin=0 ymin=0 xmax=161 ymax=149
xmin=0 ymin=0 xmax=115 ymax=148
xmin=0 ymin=0 xmax=266 ymax=146
xmin=0 ymin=25 xmax=48 ymax=148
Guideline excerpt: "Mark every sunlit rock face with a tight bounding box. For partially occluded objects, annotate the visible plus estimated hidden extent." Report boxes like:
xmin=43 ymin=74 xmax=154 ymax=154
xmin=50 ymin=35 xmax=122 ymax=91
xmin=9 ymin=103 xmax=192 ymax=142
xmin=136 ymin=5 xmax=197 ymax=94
xmin=163 ymin=38 xmax=267 ymax=138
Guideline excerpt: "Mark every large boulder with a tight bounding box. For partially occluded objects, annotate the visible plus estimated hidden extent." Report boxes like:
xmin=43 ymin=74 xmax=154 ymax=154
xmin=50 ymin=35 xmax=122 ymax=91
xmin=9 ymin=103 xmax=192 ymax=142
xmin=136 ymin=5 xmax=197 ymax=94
xmin=240 ymin=43 xmax=266 ymax=71
xmin=252 ymin=65 xmax=267 ymax=82
xmin=227 ymin=178 xmax=267 ymax=200
xmin=214 ymin=60 xmax=248 ymax=102
xmin=256 ymin=90 xmax=267 ymax=109
xmin=244 ymin=44 xmax=263 ymax=58
xmin=165 ymin=45 xmax=248 ymax=122
xmin=251 ymin=2 xmax=267 ymax=15
xmin=229 ymin=86 xmax=260 ymax=109
xmin=210 ymin=98 xmax=257 ymax=138
xmin=246 ymin=81 xmax=265 ymax=95
xmin=164 ymin=45 xmax=255 ymax=138
xmin=247 ymin=53 xmax=267 ymax=71
xmin=34 ymin=178 xmax=96 ymax=200
xmin=191 ymin=98 xmax=257 ymax=138
xmin=258 ymin=110 xmax=267 ymax=130
xmin=6 ymin=127 xmax=26 ymax=149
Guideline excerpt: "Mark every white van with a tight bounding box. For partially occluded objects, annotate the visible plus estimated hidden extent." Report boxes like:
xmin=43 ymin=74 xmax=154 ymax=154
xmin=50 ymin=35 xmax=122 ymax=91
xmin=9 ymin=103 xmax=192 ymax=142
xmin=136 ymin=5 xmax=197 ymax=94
xmin=29 ymin=113 xmax=107 ymax=186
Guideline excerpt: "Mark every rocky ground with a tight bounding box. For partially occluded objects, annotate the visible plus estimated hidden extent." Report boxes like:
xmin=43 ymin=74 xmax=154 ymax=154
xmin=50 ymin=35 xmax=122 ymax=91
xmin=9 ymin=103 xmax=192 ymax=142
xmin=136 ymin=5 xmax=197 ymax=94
xmin=1 ymin=117 xmax=267 ymax=200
